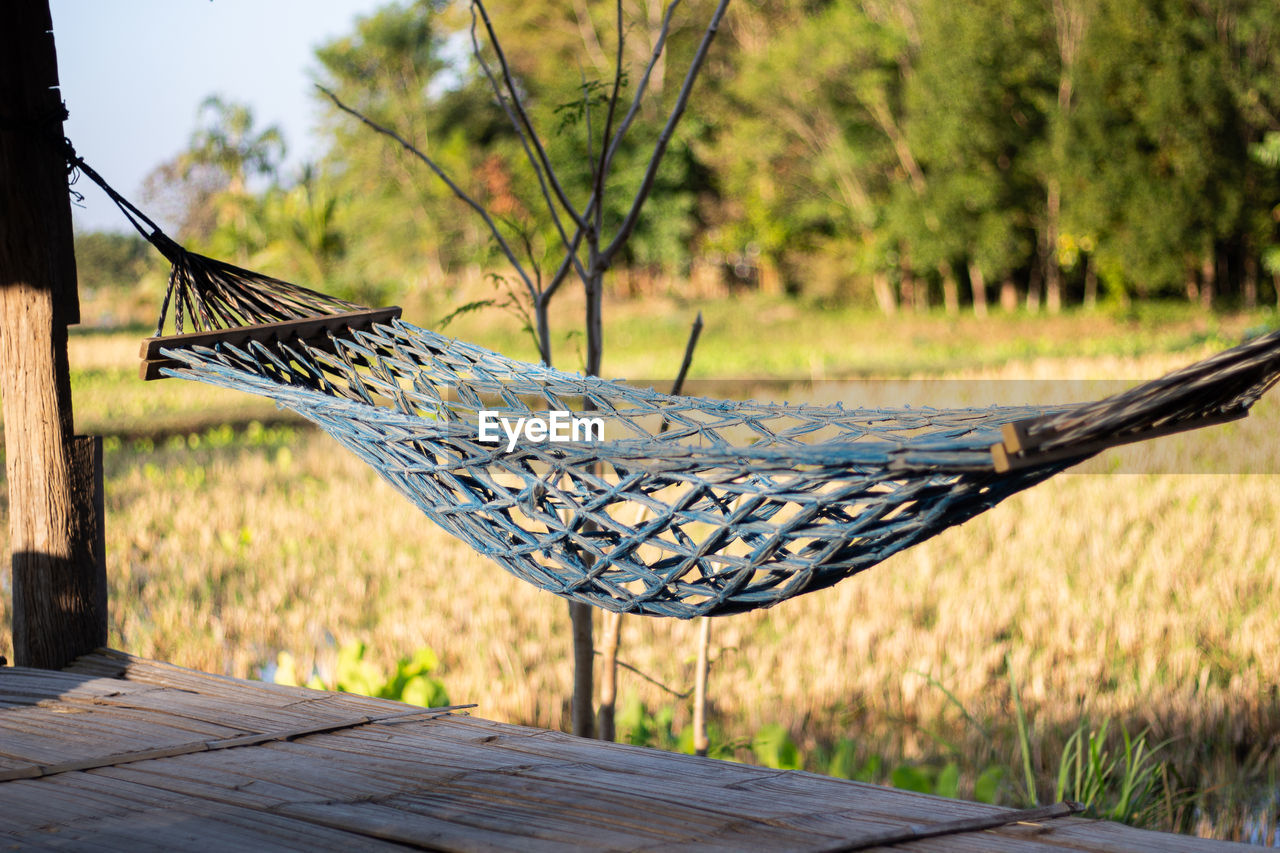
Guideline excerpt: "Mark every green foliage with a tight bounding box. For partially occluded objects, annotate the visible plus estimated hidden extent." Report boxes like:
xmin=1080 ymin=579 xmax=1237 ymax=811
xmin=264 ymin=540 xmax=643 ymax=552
xmin=974 ymin=765 xmax=1007 ymax=804
xmin=73 ymin=231 xmax=155 ymax=294
xmin=615 ymin=695 xmax=736 ymax=759
xmin=891 ymin=762 xmax=960 ymax=798
xmin=152 ymin=0 xmax=1280 ymax=312
xmin=918 ymin=663 xmax=1175 ymax=824
xmin=1054 ymin=719 xmax=1171 ymax=826
xmin=616 ymin=694 xmax=681 ymax=751
xmin=750 ymin=723 xmax=802 ymax=770
xmin=1008 ymin=654 xmax=1040 ymax=806
xmin=273 ymin=641 xmax=449 ymax=707
xmin=823 ymin=738 xmax=881 ymax=782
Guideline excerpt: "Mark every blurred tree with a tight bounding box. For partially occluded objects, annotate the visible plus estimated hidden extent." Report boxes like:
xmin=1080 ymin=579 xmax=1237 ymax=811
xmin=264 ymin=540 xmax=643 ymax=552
xmin=152 ymin=0 xmax=1280 ymax=315
xmin=707 ymin=1 xmax=910 ymax=310
xmin=143 ymin=97 xmax=285 ymax=249
xmin=72 ymin=231 xmax=152 ymax=295
xmin=900 ymin=0 xmax=1053 ymax=314
xmin=1068 ymin=0 xmax=1247 ymax=304
xmin=315 ymin=1 xmax=496 ymax=295
xmin=1213 ymin=0 xmax=1280 ymax=308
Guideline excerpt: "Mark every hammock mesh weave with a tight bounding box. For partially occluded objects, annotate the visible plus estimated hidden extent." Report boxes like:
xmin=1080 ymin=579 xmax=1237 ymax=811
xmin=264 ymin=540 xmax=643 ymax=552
xmin=53 ymin=140 xmax=1280 ymax=618
xmin=149 ymin=267 xmax=1280 ymax=617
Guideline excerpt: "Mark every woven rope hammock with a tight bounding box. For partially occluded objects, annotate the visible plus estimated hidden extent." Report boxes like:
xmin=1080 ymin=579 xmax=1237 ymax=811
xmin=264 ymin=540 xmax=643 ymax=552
xmin=123 ymin=247 xmax=1280 ymax=618
xmin=72 ymin=153 xmax=1280 ymax=617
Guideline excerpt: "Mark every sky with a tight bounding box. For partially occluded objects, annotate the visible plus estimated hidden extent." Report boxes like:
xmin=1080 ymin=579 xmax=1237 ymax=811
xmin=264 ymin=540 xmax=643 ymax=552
xmin=49 ymin=0 xmax=391 ymax=233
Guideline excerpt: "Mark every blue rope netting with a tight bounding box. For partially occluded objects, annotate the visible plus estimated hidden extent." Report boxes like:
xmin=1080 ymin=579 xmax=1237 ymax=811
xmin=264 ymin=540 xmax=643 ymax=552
xmin=52 ymin=144 xmax=1280 ymax=612
xmin=61 ymin=149 xmax=1280 ymax=616
xmin=155 ymin=316 xmax=1280 ymax=618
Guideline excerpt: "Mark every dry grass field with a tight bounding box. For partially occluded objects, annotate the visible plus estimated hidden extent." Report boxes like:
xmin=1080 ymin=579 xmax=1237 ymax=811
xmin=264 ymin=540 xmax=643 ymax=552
xmin=2 ymin=298 xmax=1278 ymax=842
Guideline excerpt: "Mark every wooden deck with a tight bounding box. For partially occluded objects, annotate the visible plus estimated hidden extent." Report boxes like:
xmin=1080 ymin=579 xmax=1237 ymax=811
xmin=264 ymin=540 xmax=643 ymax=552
xmin=0 ymin=650 xmax=1249 ymax=851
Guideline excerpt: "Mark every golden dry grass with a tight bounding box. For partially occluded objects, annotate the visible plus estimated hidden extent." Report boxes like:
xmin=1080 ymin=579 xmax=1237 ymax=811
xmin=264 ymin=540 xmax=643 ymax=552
xmin=2 ymin=309 xmax=1278 ymax=840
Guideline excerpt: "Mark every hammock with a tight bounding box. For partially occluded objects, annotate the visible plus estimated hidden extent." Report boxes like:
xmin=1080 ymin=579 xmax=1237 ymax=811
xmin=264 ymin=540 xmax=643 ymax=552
xmin=68 ymin=152 xmax=1280 ymax=617
xmin=121 ymin=238 xmax=1280 ymax=618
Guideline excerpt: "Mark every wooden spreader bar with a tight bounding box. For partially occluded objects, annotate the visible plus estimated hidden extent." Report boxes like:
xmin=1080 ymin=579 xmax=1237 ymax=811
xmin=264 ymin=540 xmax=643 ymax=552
xmin=139 ymin=306 xmax=401 ymax=380
xmin=991 ymin=409 xmax=1246 ymax=472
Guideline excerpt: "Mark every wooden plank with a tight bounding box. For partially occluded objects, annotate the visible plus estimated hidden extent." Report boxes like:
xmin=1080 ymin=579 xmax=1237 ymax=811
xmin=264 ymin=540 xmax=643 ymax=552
xmin=992 ymin=410 xmax=1247 ymax=473
xmin=139 ymin=306 xmax=402 ymax=380
xmin=101 ymin=745 xmax=775 ymax=850
xmin=813 ymin=801 xmax=1081 ymax=852
xmin=0 ymin=704 xmax=470 ymax=781
xmin=1021 ymin=816 xmax=1255 ymax=853
xmin=274 ymin=728 xmax=1066 ymax=850
xmin=1001 ymin=420 xmax=1035 ymax=454
xmin=0 ymin=773 xmax=413 ymax=851
xmin=92 ymin=729 xmax=846 ymax=849
xmin=1 ymin=655 xmax=1248 ymax=851
xmin=91 ymin=650 xmax=395 ymax=714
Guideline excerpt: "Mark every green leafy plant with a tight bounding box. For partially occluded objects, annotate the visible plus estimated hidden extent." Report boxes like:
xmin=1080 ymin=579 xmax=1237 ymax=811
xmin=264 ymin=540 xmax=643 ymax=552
xmin=751 ymin=723 xmax=803 ymax=770
xmin=1054 ymin=718 xmax=1171 ymax=826
xmin=273 ymin=641 xmax=449 ymax=707
xmin=822 ymin=738 xmax=883 ymax=783
xmin=616 ymin=694 xmax=680 ymax=752
xmin=1007 ymin=654 xmax=1039 ymax=806
xmin=615 ymin=695 xmax=735 ymax=758
xmin=891 ymin=762 xmax=960 ymax=798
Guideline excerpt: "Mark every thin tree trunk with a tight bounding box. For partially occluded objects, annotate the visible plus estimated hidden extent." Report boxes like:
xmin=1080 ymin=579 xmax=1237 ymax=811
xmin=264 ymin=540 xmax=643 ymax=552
xmin=1083 ymin=256 xmax=1098 ymax=310
xmin=692 ymin=616 xmax=712 ymax=756
xmin=915 ymin=275 xmax=929 ymax=313
xmin=1244 ymin=254 xmax=1258 ymax=310
xmin=597 ymin=610 xmax=622 ymax=742
xmin=1200 ymin=252 xmax=1216 ymax=311
xmin=967 ymin=262 xmax=988 ymax=318
xmin=1025 ymin=265 xmax=1042 ymax=313
xmin=1044 ymin=179 xmax=1062 ymax=315
xmin=940 ymin=261 xmax=959 ymax=317
xmin=569 ymin=601 xmax=596 ymax=737
xmin=872 ymin=270 xmax=897 ymax=316
xmin=572 ymin=265 xmax=604 ymax=740
xmin=899 ymin=267 xmax=915 ymax=314
xmin=1000 ymin=276 xmax=1018 ymax=313
xmin=1048 ymin=0 xmax=1082 ymax=316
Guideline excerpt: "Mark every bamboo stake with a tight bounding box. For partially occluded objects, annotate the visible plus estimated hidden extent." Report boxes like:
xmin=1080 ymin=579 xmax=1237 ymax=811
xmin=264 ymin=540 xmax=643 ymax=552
xmin=598 ymin=313 xmax=702 ymax=740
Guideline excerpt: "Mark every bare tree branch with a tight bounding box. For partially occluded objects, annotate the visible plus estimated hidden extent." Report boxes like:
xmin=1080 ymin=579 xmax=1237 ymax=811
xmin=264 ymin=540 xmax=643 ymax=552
xmin=594 ymin=0 xmax=627 ymax=240
xmin=571 ymin=0 xmax=609 ymax=68
xmin=470 ymin=6 xmax=589 ymax=286
xmin=599 ymin=0 xmax=683 ymax=183
xmin=472 ymin=0 xmax=584 ymax=227
xmin=318 ymin=85 xmax=538 ymax=300
xmin=582 ymin=66 xmax=599 ymax=190
xmin=602 ymin=0 xmax=731 ymax=266
xmin=542 ymin=196 xmax=597 ymax=303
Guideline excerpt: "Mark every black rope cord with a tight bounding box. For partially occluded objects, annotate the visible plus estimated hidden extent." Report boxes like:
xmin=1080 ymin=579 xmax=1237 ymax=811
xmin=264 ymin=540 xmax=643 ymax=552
xmin=0 ymin=104 xmax=365 ymax=337
xmin=61 ymin=141 xmax=363 ymax=336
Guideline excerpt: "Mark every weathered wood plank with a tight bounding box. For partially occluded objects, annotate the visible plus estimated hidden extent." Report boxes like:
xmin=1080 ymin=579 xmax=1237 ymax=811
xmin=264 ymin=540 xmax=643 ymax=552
xmin=0 ymin=656 xmax=1249 ymax=851
xmin=0 ymin=774 xmax=414 ymax=851
xmin=139 ymin=306 xmax=402 ymax=380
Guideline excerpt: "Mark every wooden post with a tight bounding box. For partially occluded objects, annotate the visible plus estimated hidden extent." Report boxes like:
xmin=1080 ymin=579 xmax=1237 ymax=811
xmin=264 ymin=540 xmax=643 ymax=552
xmin=0 ymin=1 xmax=107 ymax=668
